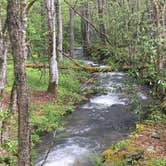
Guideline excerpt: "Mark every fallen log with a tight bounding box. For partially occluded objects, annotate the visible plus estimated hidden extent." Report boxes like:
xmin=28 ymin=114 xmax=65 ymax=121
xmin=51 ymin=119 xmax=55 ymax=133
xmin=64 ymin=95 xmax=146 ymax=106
xmin=26 ymin=64 xmax=49 ymax=68
xmin=60 ymin=66 xmax=114 ymax=72
xmin=26 ymin=64 xmax=130 ymax=72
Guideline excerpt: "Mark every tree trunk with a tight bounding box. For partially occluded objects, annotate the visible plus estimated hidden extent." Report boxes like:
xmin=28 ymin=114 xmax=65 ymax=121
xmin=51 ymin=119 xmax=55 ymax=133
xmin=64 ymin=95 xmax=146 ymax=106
xmin=137 ymin=0 xmax=141 ymax=11
xmin=146 ymin=0 xmax=152 ymax=20
xmin=127 ymin=0 xmax=134 ymax=13
xmin=97 ymin=0 xmax=106 ymax=44
xmin=153 ymin=0 xmax=163 ymax=76
xmin=45 ymin=0 xmax=59 ymax=96
xmin=81 ymin=3 xmax=90 ymax=56
xmin=0 ymin=11 xmax=7 ymax=96
xmin=69 ymin=7 xmax=74 ymax=57
xmin=9 ymin=81 xmax=17 ymax=112
xmin=57 ymin=0 xmax=63 ymax=60
xmin=7 ymin=0 xmax=31 ymax=165
xmin=0 ymin=12 xmax=7 ymax=145
xmin=162 ymin=4 xmax=166 ymax=29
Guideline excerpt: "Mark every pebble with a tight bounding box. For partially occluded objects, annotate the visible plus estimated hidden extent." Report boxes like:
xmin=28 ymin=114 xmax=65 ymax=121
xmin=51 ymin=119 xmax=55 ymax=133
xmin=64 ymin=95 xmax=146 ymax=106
xmin=146 ymin=146 xmax=154 ymax=152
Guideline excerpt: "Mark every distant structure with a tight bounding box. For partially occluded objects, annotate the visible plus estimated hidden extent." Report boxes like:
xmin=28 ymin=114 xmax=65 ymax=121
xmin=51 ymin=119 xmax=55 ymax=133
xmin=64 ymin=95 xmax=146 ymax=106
xmin=73 ymin=47 xmax=83 ymax=58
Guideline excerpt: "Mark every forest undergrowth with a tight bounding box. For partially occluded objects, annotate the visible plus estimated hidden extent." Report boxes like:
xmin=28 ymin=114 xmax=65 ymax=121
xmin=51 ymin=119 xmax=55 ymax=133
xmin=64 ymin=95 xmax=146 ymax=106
xmin=0 ymin=59 xmax=89 ymax=165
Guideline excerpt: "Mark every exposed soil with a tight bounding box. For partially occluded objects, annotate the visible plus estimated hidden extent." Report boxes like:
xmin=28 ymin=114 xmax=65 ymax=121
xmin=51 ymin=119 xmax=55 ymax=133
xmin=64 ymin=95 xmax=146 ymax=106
xmin=30 ymin=90 xmax=55 ymax=104
xmin=131 ymin=123 xmax=166 ymax=161
xmin=2 ymin=90 xmax=55 ymax=109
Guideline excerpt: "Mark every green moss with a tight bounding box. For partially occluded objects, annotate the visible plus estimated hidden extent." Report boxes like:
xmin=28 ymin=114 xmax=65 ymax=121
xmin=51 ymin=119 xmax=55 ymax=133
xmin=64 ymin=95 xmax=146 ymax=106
xmin=110 ymin=139 xmax=130 ymax=151
xmin=102 ymin=140 xmax=144 ymax=165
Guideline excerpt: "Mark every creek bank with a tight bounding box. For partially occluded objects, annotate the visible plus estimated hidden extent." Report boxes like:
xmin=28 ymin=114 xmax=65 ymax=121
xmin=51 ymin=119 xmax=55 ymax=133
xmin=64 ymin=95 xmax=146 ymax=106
xmin=102 ymin=122 xmax=166 ymax=166
xmin=0 ymin=59 xmax=91 ymax=165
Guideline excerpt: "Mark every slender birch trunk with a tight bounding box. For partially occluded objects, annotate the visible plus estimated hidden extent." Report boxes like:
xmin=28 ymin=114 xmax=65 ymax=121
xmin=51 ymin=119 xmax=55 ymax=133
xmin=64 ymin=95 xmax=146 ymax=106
xmin=0 ymin=10 xmax=7 ymax=96
xmin=45 ymin=0 xmax=59 ymax=96
xmin=57 ymin=0 xmax=63 ymax=60
xmin=0 ymin=5 xmax=7 ymax=146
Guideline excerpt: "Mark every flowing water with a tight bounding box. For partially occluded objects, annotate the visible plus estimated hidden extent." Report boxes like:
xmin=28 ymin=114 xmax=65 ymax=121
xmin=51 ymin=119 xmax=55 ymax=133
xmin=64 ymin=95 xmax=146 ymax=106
xmin=35 ymin=61 xmax=150 ymax=166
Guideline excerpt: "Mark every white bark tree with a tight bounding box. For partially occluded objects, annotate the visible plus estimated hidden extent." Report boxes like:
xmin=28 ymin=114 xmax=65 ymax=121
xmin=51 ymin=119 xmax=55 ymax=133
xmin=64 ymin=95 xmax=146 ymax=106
xmin=0 ymin=5 xmax=7 ymax=146
xmin=0 ymin=8 xmax=7 ymax=96
xmin=57 ymin=0 xmax=63 ymax=60
xmin=45 ymin=0 xmax=59 ymax=96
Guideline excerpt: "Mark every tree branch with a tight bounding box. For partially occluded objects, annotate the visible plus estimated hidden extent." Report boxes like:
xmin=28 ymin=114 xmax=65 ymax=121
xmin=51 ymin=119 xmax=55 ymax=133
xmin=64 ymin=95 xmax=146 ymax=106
xmin=57 ymin=49 xmax=85 ymax=68
xmin=27 ymin=0 xmax=38 ymax=12
xmin=64 ymin=0 xmax=112 ymax=45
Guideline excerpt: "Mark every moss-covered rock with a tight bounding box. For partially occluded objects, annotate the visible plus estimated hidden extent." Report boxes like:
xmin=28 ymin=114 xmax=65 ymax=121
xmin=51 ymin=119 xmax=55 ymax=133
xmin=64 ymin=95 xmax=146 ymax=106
xmin=124 ymin=147 xmax=144 ymax=163
xmin=102 ymin=143 xmax=144 ymax=165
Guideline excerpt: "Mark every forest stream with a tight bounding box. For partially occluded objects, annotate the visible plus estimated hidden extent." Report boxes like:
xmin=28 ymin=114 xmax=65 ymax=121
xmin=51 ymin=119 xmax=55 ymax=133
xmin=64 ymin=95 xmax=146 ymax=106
xmin=35 ymin=60 xmax=151 ymax=166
